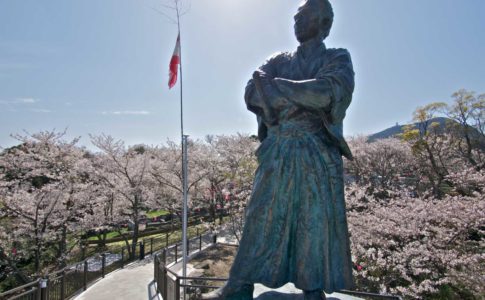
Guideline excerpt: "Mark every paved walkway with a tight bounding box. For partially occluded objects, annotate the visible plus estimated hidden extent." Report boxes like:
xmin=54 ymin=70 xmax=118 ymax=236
xmin=73 ymin=257 xmax=159 ymax=300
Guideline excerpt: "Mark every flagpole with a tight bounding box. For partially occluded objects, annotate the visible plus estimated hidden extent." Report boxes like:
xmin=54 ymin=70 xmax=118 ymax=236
xmin=177 ymin=8 xmax=183 ymax=137
xmin=175 ymin=1 xmax=189 ymax=300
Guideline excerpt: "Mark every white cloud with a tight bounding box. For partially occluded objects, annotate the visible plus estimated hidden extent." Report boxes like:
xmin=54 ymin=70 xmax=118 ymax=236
xmin=31 ymin=108 xmax=51 ymax=113
xmin=102 ymin=110 xmax=151 ymax=115
xmin=0 ymin=97 xmax=39 ymax=105
xmin=15 ymin=98 xmax=38 ymax=104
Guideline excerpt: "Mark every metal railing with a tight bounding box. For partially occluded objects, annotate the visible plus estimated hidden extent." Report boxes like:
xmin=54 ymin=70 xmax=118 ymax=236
xmin=0 ymin=279 xmax=41 ymax=300
xmin=154 ymin=234 xmax=216 ymax=300
xmin=1 ymin=228 xmax=206 ymax=300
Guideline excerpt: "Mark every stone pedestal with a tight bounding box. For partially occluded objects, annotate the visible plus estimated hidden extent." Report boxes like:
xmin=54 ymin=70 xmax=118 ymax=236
xmin=253 ymin=283 xmax=363 ymax=300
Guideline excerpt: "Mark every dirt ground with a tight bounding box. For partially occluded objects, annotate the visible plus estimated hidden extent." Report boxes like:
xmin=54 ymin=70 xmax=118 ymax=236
xmin=189 ymin=244 xmax=238 ymax=287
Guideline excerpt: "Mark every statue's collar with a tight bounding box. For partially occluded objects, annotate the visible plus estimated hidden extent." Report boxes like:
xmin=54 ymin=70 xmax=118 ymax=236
xmin=297 ymin=38 xmax=326 ymax=60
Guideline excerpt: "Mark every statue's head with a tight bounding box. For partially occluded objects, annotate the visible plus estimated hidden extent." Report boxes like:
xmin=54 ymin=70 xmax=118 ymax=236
xmin=294 ymin=0 xmax=334 ymax=43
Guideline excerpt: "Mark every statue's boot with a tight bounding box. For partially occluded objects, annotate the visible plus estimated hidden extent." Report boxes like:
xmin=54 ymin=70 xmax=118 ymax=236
xmin=303 ymin=290 xmax=326 ymax=300
xmin=200 ymin=282 xmax=254 ymax=300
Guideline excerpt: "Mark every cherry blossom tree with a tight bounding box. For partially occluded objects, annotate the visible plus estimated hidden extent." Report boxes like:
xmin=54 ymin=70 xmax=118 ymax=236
xmin=345 ymin=94 xmax=485 ymax=298
xmin=346 ymin=137 xmax=416 ymax=198
xmin=150 ymin=139 xmax=208 ymax=226
xmin=205 ymin=134 xmax=258 ymax=241
xmin=399 ymin=103 xmax=455 ymax=198
xmin=444 ymin=89 xmax=485 ymax=170
xmin=89 ymin=134 xmax=155 ymax=259
xmin=0 ymin=131 xmax=95 ymax=276
xmin=347 ymin=184 xmax=485 ymax=299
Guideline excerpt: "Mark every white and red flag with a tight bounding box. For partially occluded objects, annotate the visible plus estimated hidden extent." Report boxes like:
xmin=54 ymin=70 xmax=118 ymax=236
xmin=168 ymin=33 xmax=181 ymax=89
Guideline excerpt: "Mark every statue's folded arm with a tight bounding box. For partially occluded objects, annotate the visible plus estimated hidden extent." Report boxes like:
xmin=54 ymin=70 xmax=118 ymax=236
xmin=273 ymin=78 xmax=333 ymax=112
xmin=273 ymin=49 xmax=354 ymax=124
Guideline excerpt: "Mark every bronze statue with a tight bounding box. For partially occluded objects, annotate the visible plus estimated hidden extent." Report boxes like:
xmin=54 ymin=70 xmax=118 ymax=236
xmin=203 ymin=0 xmax=354 ymax=299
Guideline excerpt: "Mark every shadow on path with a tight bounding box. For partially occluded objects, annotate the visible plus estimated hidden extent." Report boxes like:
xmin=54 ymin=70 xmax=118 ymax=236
xmin=147 ymin=280 xmax=160 ymax=300
xmin=255 ymin=291 xmax=340 ymax=300
xmin=127 ymin=256 xmax=154 ymax=269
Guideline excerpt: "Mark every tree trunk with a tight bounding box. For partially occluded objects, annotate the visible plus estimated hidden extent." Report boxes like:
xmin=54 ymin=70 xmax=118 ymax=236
xmin=131 ymin=221 xmax=139 ymax=260
xmin=131 ymin=194 xmax=140 ymax=260
xmin=424 ymin=143 xmax=446 ymax=198
xmin=0 ymin=248 xmax=31 ymax=284
xmin=116 ymin=227 xmax=132 ymax=258
xmin=57 ymin=225 xmax=67 ymax=268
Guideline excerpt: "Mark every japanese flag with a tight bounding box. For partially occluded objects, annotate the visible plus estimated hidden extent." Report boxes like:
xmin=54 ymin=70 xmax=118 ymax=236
xmin=168 ymin=33 xmax=181 ymax=89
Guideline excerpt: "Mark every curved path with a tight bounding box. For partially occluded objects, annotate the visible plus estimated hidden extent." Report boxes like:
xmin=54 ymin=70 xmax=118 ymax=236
xmin=73 ymin=257 xmax=159 ymax=300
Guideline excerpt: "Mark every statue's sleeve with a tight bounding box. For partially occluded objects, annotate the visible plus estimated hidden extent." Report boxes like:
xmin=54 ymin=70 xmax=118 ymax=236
xmin=245 ymin=54 xmax=287 ymax=142
xmin=274 ymin=49 xmax=354 ymax=123
xmin=318 ymin=49 xmax=355 ymax=123
xmin=245 ymin=53 xmax=286 ymax=120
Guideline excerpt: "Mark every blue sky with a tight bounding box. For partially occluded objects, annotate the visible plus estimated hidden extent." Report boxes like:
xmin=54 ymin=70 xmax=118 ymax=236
xmin=0 ymin=0 xmax=484 ymax=149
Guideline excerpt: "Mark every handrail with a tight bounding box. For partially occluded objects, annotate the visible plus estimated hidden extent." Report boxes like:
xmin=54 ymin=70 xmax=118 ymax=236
xmin=6 ymin=288 xmax=38 ymax=300
xmin=0 ymin=279 xmax=39 ymax=296
xmin=165 ymin=268 xmax=179 ymax=277
xmin=182 ymin=276 xmax=228 ymax=282
xmin=179 ymin=284 xmax=221 ymax=289
xmin=341 ymin=290 xmax=403 ymax=300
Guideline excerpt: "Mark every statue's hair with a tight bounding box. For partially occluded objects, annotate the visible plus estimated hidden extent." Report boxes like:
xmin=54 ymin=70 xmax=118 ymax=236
xmin=313 ymin=0 xmax=334 ymax=40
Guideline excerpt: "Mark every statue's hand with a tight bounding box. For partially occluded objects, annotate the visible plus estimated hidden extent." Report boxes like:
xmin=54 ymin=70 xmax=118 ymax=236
xmin=252 ymin=70 xmax=289 ymax=111
xmin=252 ymin=70 xmax=271 ymax=80
xmin=254 ymin=70 xmax=279 ymax=96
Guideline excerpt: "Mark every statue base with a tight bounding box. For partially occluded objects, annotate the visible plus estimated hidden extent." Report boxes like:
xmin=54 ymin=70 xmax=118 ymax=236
xmin=253 ymin=283 xmax=362 ymax=300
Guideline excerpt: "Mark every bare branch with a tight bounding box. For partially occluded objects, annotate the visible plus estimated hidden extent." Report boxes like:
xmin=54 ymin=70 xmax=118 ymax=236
xmin=150 ymin=6 xmax=178 ymax=24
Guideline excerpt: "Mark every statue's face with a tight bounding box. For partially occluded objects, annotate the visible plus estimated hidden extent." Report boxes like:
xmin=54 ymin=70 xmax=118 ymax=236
xmin=294 ymin=0 xmax=322 ymax=43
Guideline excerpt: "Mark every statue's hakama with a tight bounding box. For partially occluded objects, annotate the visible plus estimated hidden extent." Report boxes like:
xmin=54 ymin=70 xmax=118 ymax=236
xmin=229 ymin=41 xmax=355 ymax=293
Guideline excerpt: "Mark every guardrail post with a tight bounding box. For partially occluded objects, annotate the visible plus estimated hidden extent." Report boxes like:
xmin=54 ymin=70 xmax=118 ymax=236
xmin=165 ymin=233 xmax=169 ymax=247
xmin=36 ymin=279 xmax=42 ymax=300
xmin=121 ymin=247 xmax=125 ymax=269
xmin=83 ymin=261 xmax=88 ymax=291
xmin=199 ymin=234 xmax=202 ymax=251
xmin=40 ymin=278 xmax=48 ymax=300
xmin=139 ymin=241 xmax=145 ymax=260
xmin=213 ymin=233 xmax=217 ymax=244
xmin=150 ymin=238 xmax=153 ymax=255
xmin=162 ymin=265 xmax=168 ymax=300
xmin=81 ymin=242 xmax=86 ymax=260
xmin=174 ymin=244 xmax=178 ymax=262
xmin=101 ymin=253 xmax=106 ymax=278
xmin=153 ymin=255 xmax=158 ymax=282
xmin=61 ymin=270 xmax=66 ymax=300
xmin=175 ymin=276 xmax=180 ymax=300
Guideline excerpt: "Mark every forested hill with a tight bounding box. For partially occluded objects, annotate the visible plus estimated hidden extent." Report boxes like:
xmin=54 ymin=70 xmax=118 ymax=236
xmin=368 ymin=117 xmax=485 ymax=144
xmin=368 ymin=117 xmax=448 ymax=141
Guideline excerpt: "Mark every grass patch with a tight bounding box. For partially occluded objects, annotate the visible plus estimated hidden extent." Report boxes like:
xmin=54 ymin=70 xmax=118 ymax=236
xmin=146 ymin=209 xmax=169 ymax=218
xmin=84 ymin=224 xmax=209 ymax=252
xmin=86 ymin=228 xmax=129 ymax=241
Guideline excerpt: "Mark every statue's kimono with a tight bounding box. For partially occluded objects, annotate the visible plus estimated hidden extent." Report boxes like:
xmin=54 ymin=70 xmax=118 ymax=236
xmin=229 ymin=40 xmax=355 ymax=293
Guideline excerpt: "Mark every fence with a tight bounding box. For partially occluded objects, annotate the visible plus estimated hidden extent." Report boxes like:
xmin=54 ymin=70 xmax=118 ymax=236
xmin=154 ymin=234 xmax=217 ymax=300
xmin=154 ymin=237 xmax=403 ymax=300
xmin=0 ymin=228 xmax=206 ymax=300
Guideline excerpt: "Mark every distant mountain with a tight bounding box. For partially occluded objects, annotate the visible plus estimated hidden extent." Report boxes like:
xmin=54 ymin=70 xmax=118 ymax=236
xmin=369 ymin=117 xmax=463 ymax=141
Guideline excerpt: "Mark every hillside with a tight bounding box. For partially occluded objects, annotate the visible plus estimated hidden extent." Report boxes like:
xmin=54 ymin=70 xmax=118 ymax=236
xmin=368 ymin=117 xmax=448 ymax=141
